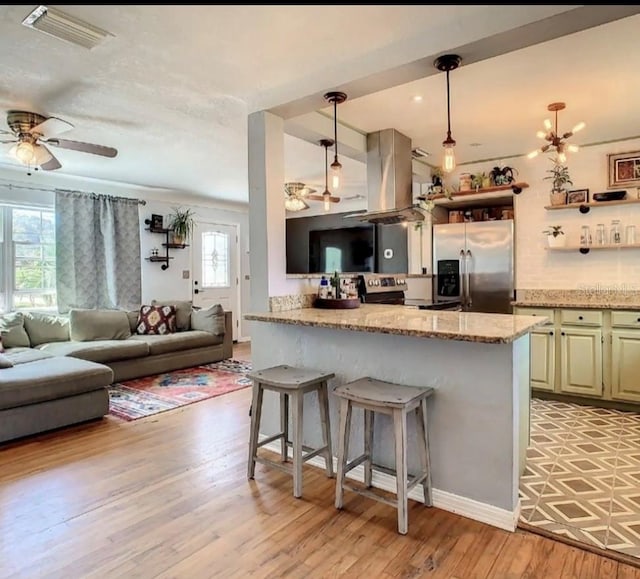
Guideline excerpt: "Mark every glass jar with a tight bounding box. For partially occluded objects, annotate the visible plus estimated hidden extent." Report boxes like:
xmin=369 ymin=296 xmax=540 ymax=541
xmin=626 ymin=225 xmax=637 ymax=245
xmin=610 ymin=220 xmax=622 ymax=245
xmin=595 ymin=224 xmax=606 ymax=246
xmin=580 ymin=225 xmax=592 ymax=247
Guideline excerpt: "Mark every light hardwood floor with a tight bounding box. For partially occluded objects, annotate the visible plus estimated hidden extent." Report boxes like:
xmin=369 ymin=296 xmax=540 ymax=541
xmin=1 ymin=342 xmax=639 ymax=578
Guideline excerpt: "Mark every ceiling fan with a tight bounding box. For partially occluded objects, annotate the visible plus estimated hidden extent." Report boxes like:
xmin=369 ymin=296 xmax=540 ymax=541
xmin=0 ymin=110 xmax=118 ymax=171
xmin=284 ymin=181 xmax=314 ymax=212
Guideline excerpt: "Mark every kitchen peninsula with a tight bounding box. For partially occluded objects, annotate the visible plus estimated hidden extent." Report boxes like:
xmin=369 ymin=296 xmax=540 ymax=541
xmin=245 ymin=304 xmax=545 ymax=531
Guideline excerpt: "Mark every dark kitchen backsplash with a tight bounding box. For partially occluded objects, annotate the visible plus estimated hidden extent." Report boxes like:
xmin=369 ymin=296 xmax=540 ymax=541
xmin=286 ymin=211 xmax=407 ymax=274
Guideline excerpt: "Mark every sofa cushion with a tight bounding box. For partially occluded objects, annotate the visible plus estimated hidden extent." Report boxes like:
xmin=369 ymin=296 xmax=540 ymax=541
xmin=128 ymin=330 xmax=222 ymax=355
xmin=136 ymin=305 xmax=177 ymax=335
xmin=0 ymin=357 xmax=113 ymax=410
xmin=37 ymin=340 xmax=149 ymax=363
xmin=126 ymin=310 xmax=139 ymax=333
xmin=191 ymin=304 xmax=225 ymax=336
xmin=69 ymin=309 xmax=132 ymax=341
xmin=151 ymin=299 xmax=192 ymax=331
xmin=0 ymin=353 xmax=13 ymax=368
xmin=0 ymin=312 xmax=30 ymax=348
xmin=4 ymin=347 xmax=55 ymax=365
xmin=23 ymin=312 xmax=70 ymax=347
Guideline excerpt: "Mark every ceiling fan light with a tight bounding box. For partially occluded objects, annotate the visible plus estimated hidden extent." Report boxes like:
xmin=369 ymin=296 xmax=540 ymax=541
xmin=15 ymin=141 xmax=35 ymax=164
xmin=285 ymin=196 xmax=308 ymax=212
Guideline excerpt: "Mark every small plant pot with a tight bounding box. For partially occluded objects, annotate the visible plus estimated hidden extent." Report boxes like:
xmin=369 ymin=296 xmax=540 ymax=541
xmin=550 ymin=190 xmax=567 ymax=206
xmin=547 ymin=234 xmax=566 ymax=248
xmin=172 ymin=233 xmax=185 ymax=245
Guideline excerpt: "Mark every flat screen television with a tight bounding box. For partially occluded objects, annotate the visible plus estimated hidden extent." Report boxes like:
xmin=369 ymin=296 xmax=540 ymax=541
xmin=308 ymin=225 xmax=375 ymax=273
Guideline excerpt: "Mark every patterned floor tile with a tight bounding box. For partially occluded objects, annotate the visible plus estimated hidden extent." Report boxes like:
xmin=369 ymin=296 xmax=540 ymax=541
xmin=520 ymin=398 xmax=640 ymax=561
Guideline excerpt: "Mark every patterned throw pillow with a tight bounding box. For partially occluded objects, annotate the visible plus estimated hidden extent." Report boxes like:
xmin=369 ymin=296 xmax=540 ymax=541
xmin=136 ymin=305 xmax=177 ymax=335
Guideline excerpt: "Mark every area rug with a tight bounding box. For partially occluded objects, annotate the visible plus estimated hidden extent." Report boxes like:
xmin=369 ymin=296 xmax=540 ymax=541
xmin=108 ymin=359 xmax=252 ymax=421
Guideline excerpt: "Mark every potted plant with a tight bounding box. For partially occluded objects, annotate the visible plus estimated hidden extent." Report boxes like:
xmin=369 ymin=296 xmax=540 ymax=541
xmin=544 ymin=160 xmax=573 ymax=206
xmin=543 ymin=225 xmax=566 ymax=247
xmin=168 ymin=207 xmax=196 ymax=245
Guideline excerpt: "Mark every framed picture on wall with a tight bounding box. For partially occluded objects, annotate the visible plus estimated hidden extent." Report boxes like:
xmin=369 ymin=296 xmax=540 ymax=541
xmin=150 ymin=214 xmax=164 ymax=230
xmin=608 ymin=151 xmax=640 ymax=189
xmin=567 ymin=189 xmax=589 ymax=204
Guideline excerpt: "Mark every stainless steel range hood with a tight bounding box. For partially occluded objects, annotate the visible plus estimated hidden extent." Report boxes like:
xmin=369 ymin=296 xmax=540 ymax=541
xmin=354 ymin=128 xmax=424 ymax=225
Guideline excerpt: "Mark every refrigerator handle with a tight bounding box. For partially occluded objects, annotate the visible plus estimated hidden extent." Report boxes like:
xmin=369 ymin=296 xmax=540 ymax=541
xmin=466 ymin=249 xmax=472 ymax=307
xmin=459 ymin=249 xmax=466 ymax=305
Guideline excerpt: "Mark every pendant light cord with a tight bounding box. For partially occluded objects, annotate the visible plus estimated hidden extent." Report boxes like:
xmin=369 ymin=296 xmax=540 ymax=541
xmin=324 ymin=143 xmax=329 ymax=193
xmin=333 ymin=99 xmax=339 ymax=162
xmin=446 ymin=69 xmax=452 ymax=139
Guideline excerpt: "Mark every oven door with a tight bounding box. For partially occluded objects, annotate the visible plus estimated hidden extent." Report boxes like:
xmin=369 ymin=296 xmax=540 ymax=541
xmin=363 ymin=291 xmax=405 ymax=305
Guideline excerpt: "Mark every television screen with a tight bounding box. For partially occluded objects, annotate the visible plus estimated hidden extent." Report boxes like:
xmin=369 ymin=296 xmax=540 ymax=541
xmin=308 ymin=225 xmax=375 ymax=273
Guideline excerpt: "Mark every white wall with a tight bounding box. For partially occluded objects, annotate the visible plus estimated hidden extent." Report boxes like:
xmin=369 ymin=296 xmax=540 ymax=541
xmin=440 ymin=137 xmax=640 ymax=291
xmin=0 ymin=169 xmax=251 ymax=338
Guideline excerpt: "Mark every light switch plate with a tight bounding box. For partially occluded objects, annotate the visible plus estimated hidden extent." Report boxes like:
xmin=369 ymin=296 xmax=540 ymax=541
xmin=182 ymin=270 xmax=190 ymax=279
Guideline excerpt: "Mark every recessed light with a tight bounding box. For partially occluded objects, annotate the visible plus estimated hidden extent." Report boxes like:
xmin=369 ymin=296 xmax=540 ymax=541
xmin=412 ymin=95 xmax=423 ymax=103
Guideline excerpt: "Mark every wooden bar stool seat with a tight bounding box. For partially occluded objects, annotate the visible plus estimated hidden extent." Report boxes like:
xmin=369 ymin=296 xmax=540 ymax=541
xmin=333 ymin=377 xmax=434 ymax=535
xmin=247 ymin=365 xmax=335 ymax=498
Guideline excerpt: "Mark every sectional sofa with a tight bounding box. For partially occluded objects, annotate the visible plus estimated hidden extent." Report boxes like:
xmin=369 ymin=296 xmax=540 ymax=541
xmin=0 ymin=303 xmax=233 ymax=443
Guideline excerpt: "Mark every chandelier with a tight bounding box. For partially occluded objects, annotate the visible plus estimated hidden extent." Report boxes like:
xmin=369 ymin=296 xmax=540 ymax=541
xmin=528 ymin=102 xmax=585 ymax=163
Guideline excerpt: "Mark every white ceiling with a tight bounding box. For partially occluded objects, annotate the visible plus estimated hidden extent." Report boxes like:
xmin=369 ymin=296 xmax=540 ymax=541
xmin=0 ymin=6 xmax=636 ymax=204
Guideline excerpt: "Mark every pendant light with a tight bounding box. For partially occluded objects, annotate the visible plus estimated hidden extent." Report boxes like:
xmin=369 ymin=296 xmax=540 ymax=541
xmin=434 ymin=54 xmax=461 ymax=174
xmin=323 ymin=91 xmax=347 ymax=189
xmin=320 ymin=138 xmax=334 ymax=212
xmin=527 ymin=102 xmax=585 ymax=163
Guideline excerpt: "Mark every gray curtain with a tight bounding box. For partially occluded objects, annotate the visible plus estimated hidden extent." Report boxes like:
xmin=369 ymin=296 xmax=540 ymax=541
xmin=55 ymin=190 xmax=142 ymax=313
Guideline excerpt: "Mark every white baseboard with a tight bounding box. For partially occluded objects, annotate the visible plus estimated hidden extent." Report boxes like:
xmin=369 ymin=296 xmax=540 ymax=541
xmin=259 ymin=437 xmax=519 ymax=532
xmin=235 ymin=336 xmax=251 ymax=343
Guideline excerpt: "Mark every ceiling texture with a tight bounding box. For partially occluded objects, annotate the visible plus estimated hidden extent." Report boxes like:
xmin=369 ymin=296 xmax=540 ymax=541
xmin=0 ymin=5 xmax=638 ymax=204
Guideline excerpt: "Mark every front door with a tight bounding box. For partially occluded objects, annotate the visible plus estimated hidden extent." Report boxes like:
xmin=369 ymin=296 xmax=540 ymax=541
xmin=192 ymin=221 xmax=239 ymax=340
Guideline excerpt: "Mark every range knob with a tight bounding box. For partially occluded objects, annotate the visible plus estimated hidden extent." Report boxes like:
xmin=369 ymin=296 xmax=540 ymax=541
xmin=374 ymin=279 xmax=380 ymax=286
xmin=368 ymin=280 xmax=374 ymax=286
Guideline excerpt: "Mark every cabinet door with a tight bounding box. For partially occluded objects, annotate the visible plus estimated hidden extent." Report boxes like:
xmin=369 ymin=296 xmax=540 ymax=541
xmin=611 ymin=330 xmax=640 ymax=402
xmin=531 ymin=329 xmax=555 ymax=392
xmin=560 ymin=327 xmax=603 ymax=397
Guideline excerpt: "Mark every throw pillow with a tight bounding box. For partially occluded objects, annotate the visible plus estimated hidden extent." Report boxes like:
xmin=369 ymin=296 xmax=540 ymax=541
xmin=23 ymin=312 xmax=70 ymax=347
xmin=136 ymin=305 xmax=177 ymax=335
xmin=0 ymin=312 xmax=30 ymax=348
xmin=151 ymin=299 xmax=192 ymax=331
xmin=0 ymin=353 xmax=13 ymax=369
xmin=69 ymin=309 xmax=132 ymax=341
xmin=190 ymin=304 xmax=225 ymax=336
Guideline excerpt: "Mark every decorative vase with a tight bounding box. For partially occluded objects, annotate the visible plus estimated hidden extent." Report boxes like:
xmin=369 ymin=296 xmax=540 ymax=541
xmin=172 ymin=233 xmax=185 ymax=245
xmin=550 ymin=190 xmax=567 ymax=206
xmin=547 ymin=234 xmax=566 ymax=248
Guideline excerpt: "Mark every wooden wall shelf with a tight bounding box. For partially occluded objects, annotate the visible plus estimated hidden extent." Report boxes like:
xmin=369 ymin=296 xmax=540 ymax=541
xmin=428 ymin=182 xmax=529 ymax=201
xmin=144 ymin=218 xmax=187 ymax=270
xmin=545 ymin=198 xmax=640 ymax=213
xmin=546 ymin=243 xmax=640 ymax=255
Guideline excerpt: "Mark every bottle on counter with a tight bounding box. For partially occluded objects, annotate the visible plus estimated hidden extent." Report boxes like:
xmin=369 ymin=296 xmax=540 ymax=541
xmin=331 ymin=271 xmax=340 ymax=299
xmin=318 ymin=276 xmax=329 ymax=299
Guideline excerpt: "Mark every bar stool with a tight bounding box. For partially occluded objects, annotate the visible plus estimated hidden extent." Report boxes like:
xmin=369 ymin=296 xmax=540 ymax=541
xmin=333 ymin=377 xmax=434 ymax=535
xmin=247 ymin=365 xmax=335 ymax=498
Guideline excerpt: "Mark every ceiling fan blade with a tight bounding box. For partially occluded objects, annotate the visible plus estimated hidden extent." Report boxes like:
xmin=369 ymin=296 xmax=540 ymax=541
xmin=0 ymin=138 xmax=17 ymax=144
xmin=40 ymin=149 xmax=62 ymax=171
xmin=307 ymin=195 xmax=341 ymax=203
xmin=30 ymin=116 xmax=74 ymax=139
xmin=45 ymin=138 xmax=117 ymax=158
xmin=33 ymin=144 xmax=53 ymax=166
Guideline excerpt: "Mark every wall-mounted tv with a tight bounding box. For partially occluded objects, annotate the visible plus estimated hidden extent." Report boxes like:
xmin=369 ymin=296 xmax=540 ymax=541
xmin=308 ymin=225 xmax=375 ymax=273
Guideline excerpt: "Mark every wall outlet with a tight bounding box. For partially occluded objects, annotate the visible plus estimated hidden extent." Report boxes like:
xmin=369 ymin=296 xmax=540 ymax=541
xmin=182 ymin=270 xmax=190 ymax=279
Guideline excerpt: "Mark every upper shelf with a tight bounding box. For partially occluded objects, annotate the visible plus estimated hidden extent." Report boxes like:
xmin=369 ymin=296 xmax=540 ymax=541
xmin=545 ymin=198 xmax=640 ymax=213
xmin=428 ymin=182 xmax=529 ymax=209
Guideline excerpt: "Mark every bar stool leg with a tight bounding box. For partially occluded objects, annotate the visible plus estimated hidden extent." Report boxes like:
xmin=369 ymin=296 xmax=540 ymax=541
xmin=393 ymin=407 xmax=408 ymax=535
xmin=247 ymin=382 xmax=264 ymax=480
xmin=280 ymin=392 xmax=289 ymax=462
xmin=292 ymin=390 xmax=304 ymax=498
xmin=364 ymin=409 xmax=374 ymax=488
xmin=417 ymin=398 xmax=433 ymax=507
xmin=335 ymin=397 xmax=352 ymax=509
xmin=318 ymin=381 xmax=334 ymax=478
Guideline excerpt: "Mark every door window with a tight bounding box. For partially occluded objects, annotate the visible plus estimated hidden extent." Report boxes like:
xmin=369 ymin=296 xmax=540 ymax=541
xmin=201 ymin=231 xmax=230 ymax=288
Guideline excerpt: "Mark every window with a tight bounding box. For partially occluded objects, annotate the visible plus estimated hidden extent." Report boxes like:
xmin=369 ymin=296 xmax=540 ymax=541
xmin=201 ymin=231 xmax=229 ymax=288
xmin=0 ymin=205 xmax=56 ymax=312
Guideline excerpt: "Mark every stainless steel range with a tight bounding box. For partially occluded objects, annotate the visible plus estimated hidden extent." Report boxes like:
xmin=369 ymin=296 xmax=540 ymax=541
xmin=357 ymin=273 xmax=461 ymax=310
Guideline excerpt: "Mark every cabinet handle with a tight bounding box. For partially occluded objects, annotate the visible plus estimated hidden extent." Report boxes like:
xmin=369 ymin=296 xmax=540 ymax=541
xmin=636 ymin=317 xmax=640 ymax=322
xmin=578 ymin=316 xmax=584 ymax=320
xmin=561 ymin=331 xmax=565 ymax=336
xmin=549 ymin=331 xmax=554 ymax=336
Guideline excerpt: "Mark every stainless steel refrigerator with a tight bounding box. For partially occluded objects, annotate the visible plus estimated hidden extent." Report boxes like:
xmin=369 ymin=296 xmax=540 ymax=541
xmin=432 ymin=220 xmax=514 ymax=314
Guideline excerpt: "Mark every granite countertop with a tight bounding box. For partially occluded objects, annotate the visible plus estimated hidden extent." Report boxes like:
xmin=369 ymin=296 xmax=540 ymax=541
xmin=512 ymin=300 xmax=640 ymax=310
xmin=244 ymin=304 xmax=546 ymax=344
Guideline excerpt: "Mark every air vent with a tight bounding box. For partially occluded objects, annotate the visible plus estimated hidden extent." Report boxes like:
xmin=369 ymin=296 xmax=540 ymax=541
xmin=22 ymin=5 xmax=113 ymax=50
xmin=411 ymin=147 xmax=430 ymax=159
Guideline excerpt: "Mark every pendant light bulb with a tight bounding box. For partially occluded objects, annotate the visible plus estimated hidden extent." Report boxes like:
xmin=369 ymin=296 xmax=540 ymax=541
xmin=543 ymin=118 xmax=553 ymax=131
xmin=527 ymin=149 xmax=540 ymax=159
xmin=442 ymin=144 xmax=456 ymax=173
xmin=557 ymin=151 xmax=567 ymax=164
xmin=571 ymin=121 xmax=586 ymax=134
xmin=323 ymin=192 xmax=331 ymax=212
xmin=323 ymin=91 xmax=347 ymax=192
xmin=331 ymin=157 xmax=341 ymax=189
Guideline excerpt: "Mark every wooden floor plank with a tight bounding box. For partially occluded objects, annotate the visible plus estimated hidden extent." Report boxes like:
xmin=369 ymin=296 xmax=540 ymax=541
xmin=1 ymin=343 xmax=639 ymax=578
